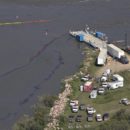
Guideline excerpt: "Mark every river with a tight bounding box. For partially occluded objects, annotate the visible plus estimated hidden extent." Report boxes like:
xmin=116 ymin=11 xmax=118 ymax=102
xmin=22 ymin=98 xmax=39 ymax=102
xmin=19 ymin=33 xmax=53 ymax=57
xmin=0 ymin=0 xmax=130 ymax=129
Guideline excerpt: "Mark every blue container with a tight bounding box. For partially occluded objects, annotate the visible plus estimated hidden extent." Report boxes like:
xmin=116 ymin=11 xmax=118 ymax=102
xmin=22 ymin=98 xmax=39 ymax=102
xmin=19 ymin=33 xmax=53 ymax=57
xmin=76 ymin=34 xmax=84 ymax=42
xmin=96 ymin=32 xmax=105 ymax=39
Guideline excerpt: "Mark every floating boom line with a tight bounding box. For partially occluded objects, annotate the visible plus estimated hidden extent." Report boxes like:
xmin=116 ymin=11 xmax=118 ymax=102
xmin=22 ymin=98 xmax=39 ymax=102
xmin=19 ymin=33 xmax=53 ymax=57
xmin=0 ymin=19 xmax=50 ymax=26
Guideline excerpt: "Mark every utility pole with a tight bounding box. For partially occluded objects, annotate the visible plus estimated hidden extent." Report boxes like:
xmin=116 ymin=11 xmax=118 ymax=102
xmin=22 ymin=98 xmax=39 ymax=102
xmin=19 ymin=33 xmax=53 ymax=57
xmin=125 ymin=32 xmax=127 ymax=48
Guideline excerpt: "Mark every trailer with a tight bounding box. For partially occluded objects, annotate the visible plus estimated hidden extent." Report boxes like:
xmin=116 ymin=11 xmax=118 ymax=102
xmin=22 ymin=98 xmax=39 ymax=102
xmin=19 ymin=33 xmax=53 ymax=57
xmin=97 ymin=48 xmax=107 ymax=65
xmin=107 ymin=44 xmax=129 ymax=64
xmin=107 ymin=44 xmax=125 ymax=59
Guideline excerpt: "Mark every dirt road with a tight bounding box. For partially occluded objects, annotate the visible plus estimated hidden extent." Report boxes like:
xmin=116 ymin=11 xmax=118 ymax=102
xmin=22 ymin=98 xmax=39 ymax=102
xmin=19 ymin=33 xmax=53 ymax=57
xmin=96 ymin=54 xmax=130 ymax=77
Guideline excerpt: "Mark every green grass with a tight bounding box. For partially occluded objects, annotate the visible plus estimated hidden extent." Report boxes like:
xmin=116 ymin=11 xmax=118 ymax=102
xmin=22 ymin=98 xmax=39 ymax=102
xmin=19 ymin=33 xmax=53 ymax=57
xmin=85 ymin=49 xmax=100 ymax=75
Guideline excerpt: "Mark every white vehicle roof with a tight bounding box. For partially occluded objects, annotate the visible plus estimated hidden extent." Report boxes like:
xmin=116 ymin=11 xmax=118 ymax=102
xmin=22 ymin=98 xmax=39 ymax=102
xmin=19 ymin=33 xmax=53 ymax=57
xmin=102 ymin=82 xmax=108 ymax=86
xmin=70 ymin=100 xmax=78 ymax=103
xmin=113 ymin=74 xmax=124 ymax=81
xmin=70 ymin=100 xmax=79 ymax=106
xmin=105 ymin=69 xmax=111 ymax=74
xmin=84 ymin=81 xmax=92 ymax=86
xmin=96 ymin=114 xmax=101 ymax=117
xmin=87 ymin=107 xmax=94 ymax=110
xmin=121 ymin=98 xmax=128 ymax=101
xmin=98 ymin=87 xmax=105 ymax=90
xmin=108 ymin=44 xmax=125 ymax=54
xmin=90 ymin=90 xmax=97 ymax=94
xmin=72 ymin=105 xmax=79 ymax=109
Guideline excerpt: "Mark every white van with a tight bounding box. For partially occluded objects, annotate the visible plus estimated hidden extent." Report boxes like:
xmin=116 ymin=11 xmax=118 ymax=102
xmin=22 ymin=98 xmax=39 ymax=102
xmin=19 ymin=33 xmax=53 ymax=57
xmin=108 ymin=81 xmax=123 ymax=89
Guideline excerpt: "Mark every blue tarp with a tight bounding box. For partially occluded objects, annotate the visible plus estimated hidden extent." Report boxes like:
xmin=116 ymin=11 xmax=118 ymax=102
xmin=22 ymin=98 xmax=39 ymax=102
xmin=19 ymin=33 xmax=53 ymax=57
xmin=76 ymin=34 xmax=84 ymax=42
xmin=96 ymin=32 xmax=105 ymax=38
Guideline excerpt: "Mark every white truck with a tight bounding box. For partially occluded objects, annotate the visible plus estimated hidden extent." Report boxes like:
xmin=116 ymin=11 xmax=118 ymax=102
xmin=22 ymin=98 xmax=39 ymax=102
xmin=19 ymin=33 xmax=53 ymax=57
xmin=108 ymin=81 xmax=123 ymax=89
xmin=112 ymin=74 xmax=124 ymax=82
xmin=119 ymin=98 xmax=130 ymax=105
xmin=107 ymin=44 xmax=129 ymax=64
xmin=97 ymin=49 xmax=107 ymax=66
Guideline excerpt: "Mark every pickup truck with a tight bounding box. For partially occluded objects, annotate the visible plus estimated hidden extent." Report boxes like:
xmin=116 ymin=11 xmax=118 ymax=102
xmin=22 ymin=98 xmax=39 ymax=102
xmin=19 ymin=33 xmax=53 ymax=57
xmin=119 ymin=56 xmax=129 ymax=64
xmin=119 ymin=98 xmax=130 ymax=105
xmin=86 ymin=107 xmax=96 ymax=114
xmin=96 ymin=114 xmax=103 ymax=122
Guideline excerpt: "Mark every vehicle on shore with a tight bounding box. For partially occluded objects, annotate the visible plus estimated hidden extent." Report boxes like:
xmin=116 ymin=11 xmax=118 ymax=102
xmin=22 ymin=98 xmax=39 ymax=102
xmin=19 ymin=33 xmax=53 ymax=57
xmin=119 ymin=98 xmax=130 ymax=105
xmin=87 ymin=106 xmax=96 ymax=114
xmin=96 ymin=114 xmax=103 ymax=122
xmin=107 ymin=44 xmax=129 ymax=64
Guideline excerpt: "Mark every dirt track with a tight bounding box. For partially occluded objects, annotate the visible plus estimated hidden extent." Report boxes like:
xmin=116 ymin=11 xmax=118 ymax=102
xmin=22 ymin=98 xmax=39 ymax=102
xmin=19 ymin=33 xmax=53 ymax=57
xmin=96 ymin=54 xmax=130 ymax=77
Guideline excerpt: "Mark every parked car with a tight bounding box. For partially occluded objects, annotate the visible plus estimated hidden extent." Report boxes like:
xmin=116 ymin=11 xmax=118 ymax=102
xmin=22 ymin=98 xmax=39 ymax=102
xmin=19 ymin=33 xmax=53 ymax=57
xmin=70 ymin=100 xmax=79 ymax=107
xmin=71 ymin=105 xmax=79 ymax=113
xmin=84 ymin=74 xmax=90 ymax=78
xmin=87 ymin=114 xmax=93 ymax=122
xmin=119 ymin=98 xmax=130 ymax=105
xmin=87 ymin=107 xmax=96 ymax=114
xmin=75 ymin=115 xmax=82 ymax=122
xmin=101 ymin=76 xmax=107 ymax=82
xmin=81 ymin=77 xmax=89 ymax=81
xmin=103 ymin=113 xmax=109 ymax=121
xmin=108 ymin=82 xmax=122 ymax=89
xmin=119 ymin=56 xmax=129 ymax=64
xmin=90 ymin=90 xmax=97 ymax=99
xmin=68 ymin=115 xmax=75 ymax=123
xmin=105 ymin=69 xmax=111 ymax=76
xmin=112 ymin=74 xmax=124 ymax=82
xmin=96 ymin=114 xmax=102 ymax=122
xmin=79 ymin=104 xmax=86 ymax=111
xmin=102 ymin=82 xmax=108 ymax=88
xmin=98 ymin=87 xmax=105 ymax=95
xmin=81 ymin=74 xmax=90 ymax=81
xmin=100 ymin=69 xmax=111 ymax=82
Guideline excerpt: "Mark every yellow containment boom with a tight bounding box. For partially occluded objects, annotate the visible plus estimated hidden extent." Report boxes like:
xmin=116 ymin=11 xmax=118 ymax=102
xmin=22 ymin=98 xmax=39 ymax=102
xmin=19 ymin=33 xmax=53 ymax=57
xmin=0 ymin=19 xmax=50 ymax=26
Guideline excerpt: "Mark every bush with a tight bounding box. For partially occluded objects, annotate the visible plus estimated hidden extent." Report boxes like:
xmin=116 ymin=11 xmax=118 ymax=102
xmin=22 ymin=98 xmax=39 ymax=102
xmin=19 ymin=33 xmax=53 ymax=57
xmin=13 ymin=95 xmax=58 ymax=130
xmin=58 ymin=115 xmax=67 ymax=127
xmin=43 ymin=95 xmax=58 ymax=108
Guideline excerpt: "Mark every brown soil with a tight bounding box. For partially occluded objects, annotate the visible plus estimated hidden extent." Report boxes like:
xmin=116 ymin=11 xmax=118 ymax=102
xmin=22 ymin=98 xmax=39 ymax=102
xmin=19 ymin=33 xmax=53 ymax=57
xmin=96 ymin=54 xmax=130 ymax=77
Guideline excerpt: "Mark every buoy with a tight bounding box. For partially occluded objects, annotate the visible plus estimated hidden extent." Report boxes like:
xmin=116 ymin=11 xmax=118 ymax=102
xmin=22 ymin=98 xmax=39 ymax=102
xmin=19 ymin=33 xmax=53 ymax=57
xmin=45 ymin=31 xmax=48 ymax=36
xmin=16 ymin=15 xmax=19 ymax=19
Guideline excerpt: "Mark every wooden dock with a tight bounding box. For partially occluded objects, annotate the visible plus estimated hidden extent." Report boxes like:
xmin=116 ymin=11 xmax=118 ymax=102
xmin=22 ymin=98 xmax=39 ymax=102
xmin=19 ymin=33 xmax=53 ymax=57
xmin=69 ymin=30 xmax=107 ymax=49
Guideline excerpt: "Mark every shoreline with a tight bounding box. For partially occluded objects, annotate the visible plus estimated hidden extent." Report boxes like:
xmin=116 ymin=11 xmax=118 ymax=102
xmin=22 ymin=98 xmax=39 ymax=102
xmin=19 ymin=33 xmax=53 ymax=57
xmin=44 ymin=41 xmax=130 ymax=130
xmin=44 ymin=46 xmax=95 ymax=130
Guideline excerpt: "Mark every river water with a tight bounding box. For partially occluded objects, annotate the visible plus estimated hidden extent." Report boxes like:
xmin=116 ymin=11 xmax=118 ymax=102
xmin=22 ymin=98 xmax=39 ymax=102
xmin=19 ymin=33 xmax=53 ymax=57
xmin=0 ymin=0 xmax=130 ymax=129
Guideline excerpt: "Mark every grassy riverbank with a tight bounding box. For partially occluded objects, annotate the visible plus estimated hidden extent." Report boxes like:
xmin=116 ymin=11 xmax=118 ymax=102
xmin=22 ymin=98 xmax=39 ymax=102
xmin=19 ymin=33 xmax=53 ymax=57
xmin=58 ymin=47 xmax=130 ymax=130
